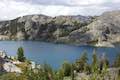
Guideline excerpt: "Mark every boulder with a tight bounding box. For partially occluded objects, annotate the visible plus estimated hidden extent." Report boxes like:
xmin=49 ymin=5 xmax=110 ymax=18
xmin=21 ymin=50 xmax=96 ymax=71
xmin=3 ymin=62 xmax=22 ymax=73
xmin=0 ymin=51 xmax=7 ymax=59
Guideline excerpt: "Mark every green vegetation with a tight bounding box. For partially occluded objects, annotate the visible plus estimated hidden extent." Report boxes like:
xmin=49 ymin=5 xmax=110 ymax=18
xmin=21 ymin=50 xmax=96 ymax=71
xmin=114 ymin=53 xmax=120 ymax=67
xmin=61 ymin=61 xmax=72 ymax=76
xmin=0 ymin=48 xmax=120 ymax=80
xmin=0 ymin=73 xmax=27 ymax=80
xmin=17 ymin=47 xmax=26 ymax=62
xmin=74 ymin=51 xmax=89 ymax=72
xmin=91 ymin=50 xmax=99 ymax=73
xmin=90 ymin=50 xmax=109 ymax=80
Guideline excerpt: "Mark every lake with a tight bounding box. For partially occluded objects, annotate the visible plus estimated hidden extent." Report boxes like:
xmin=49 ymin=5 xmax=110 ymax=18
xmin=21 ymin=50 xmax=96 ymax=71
xmin=0 ymin=41 xmax=119 ymax=69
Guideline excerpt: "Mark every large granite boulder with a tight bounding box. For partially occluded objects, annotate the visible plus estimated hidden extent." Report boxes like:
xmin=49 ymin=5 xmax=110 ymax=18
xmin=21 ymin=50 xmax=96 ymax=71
xmin=3 ymin=62 xmax=22 ymax=73
xmin=0 ymin=51 xmax=7 ymax=59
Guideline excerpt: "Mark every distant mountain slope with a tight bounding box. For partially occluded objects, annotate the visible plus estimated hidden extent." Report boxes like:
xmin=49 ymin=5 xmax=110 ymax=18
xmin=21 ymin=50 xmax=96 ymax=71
xmin=63 ymin=10 xmax=120 ymax=47
xmin=0 ymin=10 xmax=120 ymax=47
xmin=0 ymin=14 xmax=93 ymax=40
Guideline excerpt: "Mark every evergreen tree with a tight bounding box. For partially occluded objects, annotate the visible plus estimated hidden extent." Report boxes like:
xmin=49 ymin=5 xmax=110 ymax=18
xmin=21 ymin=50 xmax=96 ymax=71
xmin=74 ymin=51 xmax=88 ymax=72
xmin=61 ymin=61 xmax=72 ymax=77
xmin=99 ymin=53 xmax=109 ymax=72
xmin=17 ymin=47 xmax=25 ymax=62
xmin=91 ymin=49 xmax=99 ymax=73
xmin=90 ymin=49 xmax=99 ymax=80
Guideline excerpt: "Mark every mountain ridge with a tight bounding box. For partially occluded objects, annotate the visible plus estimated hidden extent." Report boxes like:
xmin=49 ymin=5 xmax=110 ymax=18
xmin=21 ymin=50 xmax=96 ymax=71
xmin=0 ymin=10 xmax=120 ymax=47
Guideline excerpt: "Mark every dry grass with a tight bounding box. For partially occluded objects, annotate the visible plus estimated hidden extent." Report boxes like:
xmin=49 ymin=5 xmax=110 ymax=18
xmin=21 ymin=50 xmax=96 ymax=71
xmin=16 ymin=61 xmax=31 ymax=72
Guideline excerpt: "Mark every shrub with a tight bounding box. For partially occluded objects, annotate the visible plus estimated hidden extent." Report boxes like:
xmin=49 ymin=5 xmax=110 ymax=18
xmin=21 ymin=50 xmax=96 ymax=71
xmin=114 ymin=53 xmax=120 ymax=67
xmin=61 ymin=61 xmax=72 ymax=76
xmin=0 ymin=73 xmax=27 ymax=80
xmin=55 ymin=69 xmax=64 ymax=80
xmin=23 ymin=64 xmax=55 ymax=80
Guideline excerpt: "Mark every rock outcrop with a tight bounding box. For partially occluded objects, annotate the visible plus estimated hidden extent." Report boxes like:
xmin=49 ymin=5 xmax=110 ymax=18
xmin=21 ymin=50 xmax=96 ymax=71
xmin=85 ymin=10 xmax=120 ymax=47
xmin=0 ymin=14 xmax=93 ymax=42
xmin=0 ymin=51 xmax=22 ymax=73
xmin=0 ymin=51 xmax=7 ymax=58
xmin=74 ymin=68 xmax=120 ymax=80
xmin=0 ymin=10 xmax=120 ymax=47
xmin=3 ymin=62 xmax=22 ymax=73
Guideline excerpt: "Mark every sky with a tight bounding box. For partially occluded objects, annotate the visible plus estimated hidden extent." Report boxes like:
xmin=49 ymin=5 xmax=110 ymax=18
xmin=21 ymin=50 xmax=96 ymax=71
xmin=0 ymin=0 xmax=120 ymax=20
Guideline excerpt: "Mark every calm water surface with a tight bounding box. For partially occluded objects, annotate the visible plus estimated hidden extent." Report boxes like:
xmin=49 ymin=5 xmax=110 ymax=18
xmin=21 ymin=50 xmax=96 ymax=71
xmin=0 ymin=41 xmax=119 ymax=69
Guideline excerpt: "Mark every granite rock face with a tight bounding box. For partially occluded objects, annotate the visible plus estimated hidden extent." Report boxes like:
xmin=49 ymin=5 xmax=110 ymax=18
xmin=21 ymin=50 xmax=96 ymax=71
xmin=0 ymin=14 xmax=93 ymax=41
xmin=86 ymin=10 xmax=120 ymax=47
xmin=0 ymin=10 xmax=120 ymax=47
xmin=0 ymin=51 xmax=22 ymax=73
xmin=66 ymin=10 xmax=120 ymax=47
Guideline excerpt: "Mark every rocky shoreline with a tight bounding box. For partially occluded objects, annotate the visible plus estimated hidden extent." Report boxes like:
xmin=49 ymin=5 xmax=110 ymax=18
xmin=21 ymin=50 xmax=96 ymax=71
xmin=0 ymin=50 xmax=22 ymax=73
xmin=0 ymin=49 xmax=120 ymax=80
xmin=0 ymin=50 xmax=37 ymax=73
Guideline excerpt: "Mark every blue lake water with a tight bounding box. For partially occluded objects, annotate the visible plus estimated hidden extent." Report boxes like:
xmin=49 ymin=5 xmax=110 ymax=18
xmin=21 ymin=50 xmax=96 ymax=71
xmin=0 ymin=41 xmax=119 ymax=69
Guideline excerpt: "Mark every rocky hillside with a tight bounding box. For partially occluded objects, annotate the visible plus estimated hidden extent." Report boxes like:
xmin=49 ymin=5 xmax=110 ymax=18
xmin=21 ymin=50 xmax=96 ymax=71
xmin=0 ymin=10 xmax=120 ymax=47
xmin=0 ymin=14 xmax=93 ymax=41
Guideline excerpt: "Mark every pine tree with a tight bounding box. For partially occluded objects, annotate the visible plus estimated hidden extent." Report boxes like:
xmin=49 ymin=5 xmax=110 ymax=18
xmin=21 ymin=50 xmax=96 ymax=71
xmin=91 ymin=49 xmax=99 ymax=73
xmin=90 ymin=49 xmax=99 ymax=80
xmin=17 ymin=47 xmax=25 ymax=62
xmin=61 ymin=61 xmax=72 ymax=76
xmin=75 ymin=51 xmax=88 ymax=72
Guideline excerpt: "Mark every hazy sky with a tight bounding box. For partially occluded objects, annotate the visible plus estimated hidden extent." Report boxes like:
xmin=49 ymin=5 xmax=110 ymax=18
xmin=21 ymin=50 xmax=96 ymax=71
xmin=0 ymin=0 xmax=120 ymax=20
